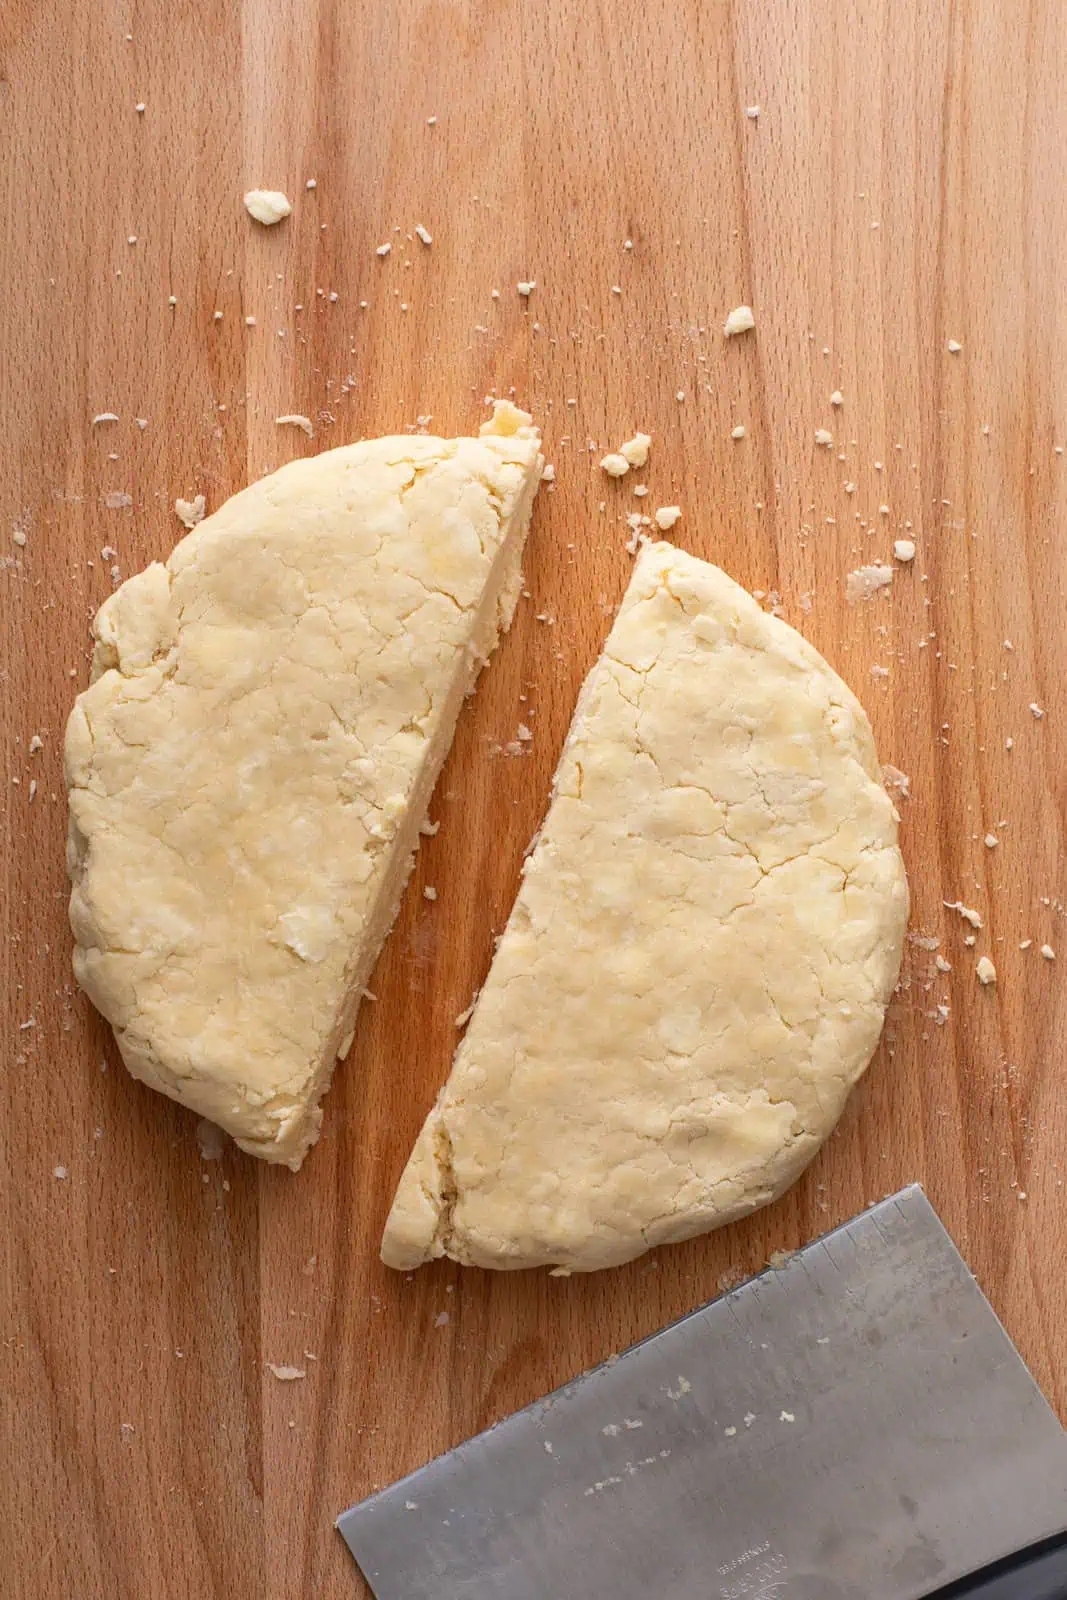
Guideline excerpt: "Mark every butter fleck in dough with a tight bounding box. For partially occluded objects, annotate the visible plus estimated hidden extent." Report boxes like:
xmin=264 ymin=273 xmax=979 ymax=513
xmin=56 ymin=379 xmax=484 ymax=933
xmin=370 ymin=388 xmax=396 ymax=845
xmin=382 ymin=544 xmax=907 ymax=1273
xmin=65 ymin=404 xmax=542 ymax=1168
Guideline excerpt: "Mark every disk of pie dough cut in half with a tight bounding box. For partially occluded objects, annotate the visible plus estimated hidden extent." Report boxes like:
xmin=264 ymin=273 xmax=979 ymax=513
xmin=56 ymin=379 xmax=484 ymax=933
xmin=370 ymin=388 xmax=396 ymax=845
xmin=382 ymin=542 xmax=908 ymax=1272
xmin=65 ymin=403 xmax=543 ymax=1168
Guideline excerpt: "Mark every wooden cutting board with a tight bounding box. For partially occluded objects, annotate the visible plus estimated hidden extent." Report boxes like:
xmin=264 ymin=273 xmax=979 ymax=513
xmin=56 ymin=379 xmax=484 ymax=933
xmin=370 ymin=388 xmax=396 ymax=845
xmin=4 ymin=3 xmax=1065 ymax=1595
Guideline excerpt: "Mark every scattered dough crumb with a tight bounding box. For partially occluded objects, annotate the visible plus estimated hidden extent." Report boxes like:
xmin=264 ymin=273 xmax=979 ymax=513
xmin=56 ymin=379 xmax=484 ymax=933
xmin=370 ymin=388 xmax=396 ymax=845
xmin=423 ymin=886 xmax=437 ymax=901
xmin=265 ymin=1363 xmax=307 ymax=1381
xmin=415 ymin=223 xmax=433 ymax=245
xmin=305 ymin=178 xmax=317 ymax=189
xmin=174 ymin=494 xmax=206 ymax=530
xmin=619 ymin=432 xmax=652 ymax=468
xmin=654 ymin=506 xmax=682 ymax=531
xmin=541 ymin=463 xmax=556 ymax=483
xmin=275 ymin=413 xmax=314 ymax=437
xmin=984 ymin=833 xmax=998 ymax=848
xmin=53 ymin=1165 xmax=68 ymax=1180
xmin=881 ymin=764 xmax=910 ymax=799
xmin=731 ymin=424 xmax=746 ymax=440
xmin=944 ymin=900 xmax=983 ymax=929
xmin=893 ymin=539 xmax=916 ymax=562
xmin=1040 ymin=944 xmax=1056 ymax=960
xmin=517 ymin=280 xmax=536 ymax=296
xmin=29 ymin=734 xmax=44 ymax=754
xmin=845 ymin=564 xmax=893 ymax=603
xmin=1029 ymin=703 xmax=1045 ymax=719
xmin=780 ymin=1410 xmax=796 ymax=1423
xmin=92 ymin=412 xmax=120 ymax=427
xmin=599 ymin=452 xmax=630 ymax=478
xmin=815 ymin=428 xmax=833 ymax=447
xmin=976 ymin=955 xmax=997 ymax=985
xmin=935 ymin=954 xmax=952 ymax=972
xmin=830 ymin=390 xmax=844 ymax=407
xmin=947 ymin=339 xmax=962 ymax=354
xmin=723 ymin=304 xmax=755 ymax=337
xmin=376 ymin=242 xmax=392 ymax=256
xmin=243 ymin=189 xmax=292 ymax=225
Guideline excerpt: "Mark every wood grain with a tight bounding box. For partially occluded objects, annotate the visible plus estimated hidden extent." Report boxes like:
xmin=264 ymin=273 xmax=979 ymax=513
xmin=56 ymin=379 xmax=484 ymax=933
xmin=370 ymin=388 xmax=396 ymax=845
xmin=3 ymin=2 xmax=1066 ymax=1595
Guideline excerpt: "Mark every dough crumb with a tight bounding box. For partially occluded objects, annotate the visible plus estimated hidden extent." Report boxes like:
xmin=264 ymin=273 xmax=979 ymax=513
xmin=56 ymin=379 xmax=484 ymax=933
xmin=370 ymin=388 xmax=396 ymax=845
xmin=976 ymin=955 xmax=997 ymax=985
xmin=619 ymin=432 xmax=652 ymax=468
xmin=935 ymin=954 xmax=952 ymax=972
xmin=723 ymin=304 xmax=755 ymax=337
xmin=243 ymin=189 xmax=292 ymax=225
xmin=92 ymin=412 xmax=120 ymax=426
xmin=517 ymin=280 xmax=536 ymax=296
xmin=265 ymin=1363 xmax=306 ymax=1381
xmin=415 ymin=223 xmax=433 ymax=245
xmin=815 ymin=428 xmax=833 ymax=447
xmin=53 ymin=1165 xmax=68 ymax=1180
xmin=423 ymin=886 xmax=437 ymax=901
xmin=275 ymin=413 xmax=314 ymax=437
xmin=779 ymin=1410 xmax=796 ymax=1423
xmin=731 ymin=424 xmax=746 ymax=440
xmin=1029 ymin=702 xmax=1045 ymax=719
xmin=881 ymin=764 xmax=910 ymax=799
xmin=540 ymin=463 xmax=556 ymax=483
xmin=1040 ymin=943 xmax=1056 ymax=960
xmin=830 ymin=390 xmax=844 ymax=407
xmin=744 ymin=105 xmax=760 ymax=120
xmin=944 ymin=899 xmax=983 ymax=929
xmin=947 ymin=339 xmax=962 ymax=353
xmin=893 ymin=539 xmax=916 ymax=562
xmin=174 ymin=494 xmax=206 ymax=530
xmin=845 ymin=564 xmax=893 ymax=603
xmin=984 ymin=833 xmax=998 ymax=848
xmin=599 ymin=452 xmax=630 ymax=478
xmin=654 ymin=505 xmax=682 ymax=531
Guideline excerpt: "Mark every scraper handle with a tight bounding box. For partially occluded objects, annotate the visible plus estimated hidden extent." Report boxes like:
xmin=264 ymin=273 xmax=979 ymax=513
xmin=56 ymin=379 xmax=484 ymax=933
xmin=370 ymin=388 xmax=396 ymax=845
xmin=925 ymin=1531 xmax=1067 ymax=1599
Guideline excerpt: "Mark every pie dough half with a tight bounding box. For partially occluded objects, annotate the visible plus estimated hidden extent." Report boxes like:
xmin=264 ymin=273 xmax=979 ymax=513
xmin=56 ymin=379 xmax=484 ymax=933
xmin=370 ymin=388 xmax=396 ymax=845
xmin=382 ymin=543 xmax=908 ymax=1271
xmin=65 ymin=404 xmax=542 ymax=1167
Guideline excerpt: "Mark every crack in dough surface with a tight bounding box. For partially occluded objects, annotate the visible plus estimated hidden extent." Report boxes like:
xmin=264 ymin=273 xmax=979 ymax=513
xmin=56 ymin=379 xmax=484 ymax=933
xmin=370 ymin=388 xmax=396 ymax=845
xmin=65 ymin=405 xmax=542 ymax=1167
xmin=381 ymin=543 xmax=908 ymax=1272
